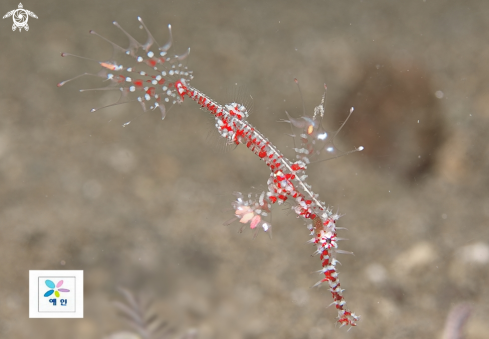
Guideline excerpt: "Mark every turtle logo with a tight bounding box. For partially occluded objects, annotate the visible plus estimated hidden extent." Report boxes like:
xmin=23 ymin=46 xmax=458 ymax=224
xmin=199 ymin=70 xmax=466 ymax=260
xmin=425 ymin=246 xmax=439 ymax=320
xmin=3 ymin=3 xmax=37 ymax=32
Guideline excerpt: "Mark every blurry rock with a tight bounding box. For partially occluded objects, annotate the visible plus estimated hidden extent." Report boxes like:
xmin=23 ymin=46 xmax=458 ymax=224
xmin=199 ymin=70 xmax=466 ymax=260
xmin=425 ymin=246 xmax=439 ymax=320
xmin=365 ymin=262 xmax=388 ymax=284
xmin=392 ymin=242 xmax=437 ymax=276
xmin=104 ymin=332 xmax=140 ymax=339
xmin=334 ymin=58 xmax=446 ymax=182
xmin=459 ymin=242 xmax=489 ymax=264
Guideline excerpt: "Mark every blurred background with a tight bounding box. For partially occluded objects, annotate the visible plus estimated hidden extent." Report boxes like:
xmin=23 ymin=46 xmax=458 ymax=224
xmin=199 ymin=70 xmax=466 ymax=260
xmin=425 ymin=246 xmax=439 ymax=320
xmin=1 ymin=0 xmax=488 ymax=338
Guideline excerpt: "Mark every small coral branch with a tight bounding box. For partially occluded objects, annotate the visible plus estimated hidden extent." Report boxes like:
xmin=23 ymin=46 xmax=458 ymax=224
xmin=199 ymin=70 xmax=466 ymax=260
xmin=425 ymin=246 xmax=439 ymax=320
xmin=442 ymin=303 xmax=472 ymax=339
xmin=112 ymin=288 xmax=197 ymax=339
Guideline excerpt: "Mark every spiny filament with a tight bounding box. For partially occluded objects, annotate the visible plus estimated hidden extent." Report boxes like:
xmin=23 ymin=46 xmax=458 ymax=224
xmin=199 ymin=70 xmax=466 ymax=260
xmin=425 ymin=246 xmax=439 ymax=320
xmin=58 ymin=17 xmax=193 ymax=119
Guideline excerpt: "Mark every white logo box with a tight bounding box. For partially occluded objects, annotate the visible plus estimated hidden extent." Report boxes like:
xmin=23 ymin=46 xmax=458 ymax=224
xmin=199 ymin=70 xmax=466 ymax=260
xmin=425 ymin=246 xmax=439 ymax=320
xmin=29 ymin=270 xmax=83 ymax=318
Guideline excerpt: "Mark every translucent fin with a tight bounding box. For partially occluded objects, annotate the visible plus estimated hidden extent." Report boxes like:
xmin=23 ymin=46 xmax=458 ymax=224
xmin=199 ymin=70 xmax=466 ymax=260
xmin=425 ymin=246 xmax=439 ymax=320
xmin=227 ymin=83 xmax=254 ymax=116
xmin=90 ymin=99 xmax=137 ymax=113
xmin=57 ymin=71 xmax=104 ymax=87
xmin=160 ymin=24 xmax=173 ymax=53
xmin=335 ymin=249 xmax=354 ymax=255
xmin=136 ymin=17 xmax=159 ymax=52
xmin=204 ymin=84 xmax=253 ymax=153
xmin=176 ymin=48 xmax=191 ymax=61
xmin=223 ymin=216 xmax=238 ymax=226
xmin=88 ymin=29 xmax=127 ymax=57
xmin=283 ymin=80 xmax=364 ymax=164
xmin=205 ymin=121 xmax=238 ymax=153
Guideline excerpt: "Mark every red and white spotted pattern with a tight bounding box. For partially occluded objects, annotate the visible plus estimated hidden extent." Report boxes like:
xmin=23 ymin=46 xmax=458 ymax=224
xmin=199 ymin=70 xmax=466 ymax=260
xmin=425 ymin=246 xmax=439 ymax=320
xmin=59 ymin=18 xmax=359 ymax=328
xmin=176 ymin=80 xmax=359 ymax=327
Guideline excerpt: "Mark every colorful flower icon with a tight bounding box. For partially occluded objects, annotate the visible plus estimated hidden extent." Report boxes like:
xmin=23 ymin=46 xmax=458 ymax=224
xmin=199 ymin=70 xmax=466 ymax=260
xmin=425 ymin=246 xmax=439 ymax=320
xmin=43 ymin=279 xmax=70 ymax=298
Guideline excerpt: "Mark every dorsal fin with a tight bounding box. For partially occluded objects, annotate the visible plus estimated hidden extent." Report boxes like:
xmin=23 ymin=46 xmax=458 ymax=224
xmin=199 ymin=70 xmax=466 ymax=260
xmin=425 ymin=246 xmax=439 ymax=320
xmin=205 ymin=83 xmax=254 ymax=153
